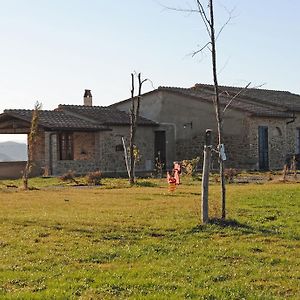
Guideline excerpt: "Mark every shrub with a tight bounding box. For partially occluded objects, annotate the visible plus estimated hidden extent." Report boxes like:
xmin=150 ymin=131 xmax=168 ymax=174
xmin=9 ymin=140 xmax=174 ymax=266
xmin=59 ymin=170 xmax=78 ymax=184
xmin=153 ymin=157 xmax=164 ymax=178
xmin=86 ymin=171 xmax=102 ymax=186
xmin=224 ymin=168 xmax=238 ymax=183
xmin=181 ymin=157 xmax=200 ymax=177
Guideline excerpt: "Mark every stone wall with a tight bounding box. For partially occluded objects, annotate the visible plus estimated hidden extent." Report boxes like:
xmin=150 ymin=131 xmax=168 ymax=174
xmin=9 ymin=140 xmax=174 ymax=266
xmin=50 ymin=126 xmax=155 ymax=176
xmin=175 ymin=117 xmax=253 ymax=170
xmin=73 ymin=132 xmax=95 ymax=161
xmin=285 ymin=112 xmax=300 ymax=154
xmin=99 ymin=126 xmax=155 ymax=173
xmin=247 ymin=117 xmax=288 ymax=170
xmin=0 ymin=161 xmax=27 ymax=179
xmin=115 ymin=90 xmax=298 ymax=171
xmin=30 ymin=130 xmax=46 ymax=175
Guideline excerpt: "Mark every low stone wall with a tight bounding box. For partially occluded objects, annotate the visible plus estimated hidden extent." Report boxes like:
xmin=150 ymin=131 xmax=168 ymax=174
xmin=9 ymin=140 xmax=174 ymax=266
xmin=0 ymin=161 xmax=27 ymax=179
xmin=54 ymin=160 xmax=102 ymax=176
xmin=0 ymin=161 xmax=43 ymax=179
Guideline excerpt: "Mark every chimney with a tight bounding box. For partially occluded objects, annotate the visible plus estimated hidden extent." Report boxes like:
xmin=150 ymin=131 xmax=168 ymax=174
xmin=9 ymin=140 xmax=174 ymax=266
xmin=84 ymin=89 xmax=92 ymax=106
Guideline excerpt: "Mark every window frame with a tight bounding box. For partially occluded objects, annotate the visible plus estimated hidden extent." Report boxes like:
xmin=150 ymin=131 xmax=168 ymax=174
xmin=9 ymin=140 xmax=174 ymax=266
xmin=58 ymin=132 xmax=74 ymax=160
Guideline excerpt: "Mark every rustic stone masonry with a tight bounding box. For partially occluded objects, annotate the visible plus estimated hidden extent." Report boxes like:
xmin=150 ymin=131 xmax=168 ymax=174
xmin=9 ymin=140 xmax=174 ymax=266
xmin=73 ymin=132 xmax=95 ymax=161
xmin=99 ymin=127 xmax=154 ymax=173
xmin=175 ymin=115 xmax=299 ymax=170
xmin=41 ymin=126 xmax=155 ymax=176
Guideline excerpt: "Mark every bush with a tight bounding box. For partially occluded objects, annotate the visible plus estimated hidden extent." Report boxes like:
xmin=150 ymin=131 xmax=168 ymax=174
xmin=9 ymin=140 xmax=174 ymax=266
xmin=153 ymin=157 xmax=164 ymax=178
xmin=224 ymin=168 xmax=238 ymax=183
xmin=86 ymin=171 xmax=102 ymax=186
xmin=59 ymin=170 xmax=78 ymax=184
xmin=181 ymin=157 xmax=200 ymax=177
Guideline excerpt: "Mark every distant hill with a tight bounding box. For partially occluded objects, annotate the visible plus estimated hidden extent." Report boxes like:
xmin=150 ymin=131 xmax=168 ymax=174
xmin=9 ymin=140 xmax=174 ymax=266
xmin=0 ymin=141 xmax=27 ymax=161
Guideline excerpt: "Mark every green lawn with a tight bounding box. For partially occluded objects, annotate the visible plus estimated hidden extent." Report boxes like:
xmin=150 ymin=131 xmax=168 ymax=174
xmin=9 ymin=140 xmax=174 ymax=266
xmin=0 ymin=178 xmax=299 ymax=299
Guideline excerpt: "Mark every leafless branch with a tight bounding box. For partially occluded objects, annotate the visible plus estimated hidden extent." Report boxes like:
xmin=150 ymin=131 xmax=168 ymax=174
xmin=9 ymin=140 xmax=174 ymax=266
xmin=217 ymin=56 xmax=230 ymax=76
xmin=159 ymin=3 xmax=200 ymax=14
xmin=223 ymin=82 xmax=251 ymax=113
xmin=144 ymin=78 xmax=156 ymax=90
xmin=190 ymin=41 xmax=212 ymax=57
xmin=215 ymin=4 xmax=236 ymax=41
xmin=196 ymin=0 xmax=212 ymax=37
xmin=252 ymin=82 xmax=266 ymax=89
xmin=158 ymin=1 xmax=212 ymax=37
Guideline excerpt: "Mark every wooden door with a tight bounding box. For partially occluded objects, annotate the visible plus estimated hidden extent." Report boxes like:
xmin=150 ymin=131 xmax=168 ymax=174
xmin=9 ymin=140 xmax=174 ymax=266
xmin=258 ymin=126 xmax=269 ymax=170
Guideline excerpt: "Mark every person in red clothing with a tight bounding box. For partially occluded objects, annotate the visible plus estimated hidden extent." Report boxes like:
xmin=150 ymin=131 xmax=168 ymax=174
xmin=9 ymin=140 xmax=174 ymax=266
xmin=173 ymin=161 xmax=181 ymax=185
xmin=167 ymin=171 xmax=176 ymax=184
xmin=167 ymin=170 xmax=177 ymax=192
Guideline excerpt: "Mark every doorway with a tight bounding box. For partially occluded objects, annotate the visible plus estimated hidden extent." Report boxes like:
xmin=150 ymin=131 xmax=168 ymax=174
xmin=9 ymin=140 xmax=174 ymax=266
xmin=258 ymin=126 xmax=269 ymax=170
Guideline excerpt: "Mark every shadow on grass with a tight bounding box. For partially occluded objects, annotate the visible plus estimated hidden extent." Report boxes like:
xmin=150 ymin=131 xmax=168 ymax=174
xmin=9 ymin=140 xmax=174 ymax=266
xmin=135 ymin=181 xmax=158 ymax=188
xmin=189 ymin=218 xmax=279 ymax=236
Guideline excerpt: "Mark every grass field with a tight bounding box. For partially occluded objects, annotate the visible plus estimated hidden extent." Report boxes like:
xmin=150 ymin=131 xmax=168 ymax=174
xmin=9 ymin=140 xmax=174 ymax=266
xmin=0 ymin=177 xmax=299 ymax=299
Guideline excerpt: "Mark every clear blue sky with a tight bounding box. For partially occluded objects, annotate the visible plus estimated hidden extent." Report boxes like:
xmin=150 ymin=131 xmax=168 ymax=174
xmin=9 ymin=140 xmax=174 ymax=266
xmin=0 ymin=0 xmax=300 ymax=142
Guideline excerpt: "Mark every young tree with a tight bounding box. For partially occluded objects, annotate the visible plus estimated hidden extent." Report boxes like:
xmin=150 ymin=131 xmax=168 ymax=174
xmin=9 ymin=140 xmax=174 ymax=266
xmin=165 ymin=0 xmax=234 ymax=219
xmin=206 ymin=0 xmax=227 ymax=219
xmin=128 ymin=73 xmax=147 ymax=184
xmin=22 ymin=101 xmax=42 ymax=190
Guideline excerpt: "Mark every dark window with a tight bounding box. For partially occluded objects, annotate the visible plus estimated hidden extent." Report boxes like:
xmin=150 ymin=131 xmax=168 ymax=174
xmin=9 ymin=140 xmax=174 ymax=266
xmin=59 ymin=132 xmax=73 ymax=160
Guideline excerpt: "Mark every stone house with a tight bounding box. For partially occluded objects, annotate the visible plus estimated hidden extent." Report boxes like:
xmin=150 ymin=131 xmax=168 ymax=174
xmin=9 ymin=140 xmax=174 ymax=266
xmin=0 ymin=91 xmax=158 ymax=177
xmin=1 ymin=85 xmax=300 ymax=178
xmin=113 ymin=84 xmax=300 ymax=170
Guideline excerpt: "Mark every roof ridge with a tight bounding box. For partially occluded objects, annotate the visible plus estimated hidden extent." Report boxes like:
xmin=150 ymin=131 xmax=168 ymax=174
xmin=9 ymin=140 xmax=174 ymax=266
xmin=193 ymin=83 xmax=295 ymax=94
xmin=58 ymin=104 xmax=108 ymax=109
xmin=4 ymin=108 xmax=58 ymax=112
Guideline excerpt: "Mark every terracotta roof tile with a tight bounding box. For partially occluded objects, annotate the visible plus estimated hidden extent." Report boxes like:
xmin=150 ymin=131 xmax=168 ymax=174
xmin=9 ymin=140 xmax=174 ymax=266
xmin=157 ymin=85 xmax=296 ymax=118
xmin=2 ymin=110 xmax=109 ymax=131
xmin=56 ymin=105 xmax=157 ymax=126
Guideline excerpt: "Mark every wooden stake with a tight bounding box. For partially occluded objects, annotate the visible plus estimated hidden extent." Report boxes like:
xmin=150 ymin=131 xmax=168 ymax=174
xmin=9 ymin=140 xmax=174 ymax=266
xmin=201 ymin=129 xmax=212 ymax=223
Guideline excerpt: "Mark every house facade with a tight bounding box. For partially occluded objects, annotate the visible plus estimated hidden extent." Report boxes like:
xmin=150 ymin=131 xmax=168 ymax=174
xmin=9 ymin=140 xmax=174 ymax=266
xmin=0 ymin=92 xmax=157 ymax=178
xmin=1 ymin=85 xmax=300 ymax=179
xmin=113 ymin=84 xmax=300 ymax=170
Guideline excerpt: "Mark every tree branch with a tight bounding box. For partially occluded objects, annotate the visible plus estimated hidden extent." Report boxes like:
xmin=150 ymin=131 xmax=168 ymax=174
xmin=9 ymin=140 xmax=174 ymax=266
xmin=223 ymin=82 xmax=251 ymax=113
xmin=190 ymin=41 xmax=212 ymax=57
xmin=215 ymin=7 xmax=235 ymax=40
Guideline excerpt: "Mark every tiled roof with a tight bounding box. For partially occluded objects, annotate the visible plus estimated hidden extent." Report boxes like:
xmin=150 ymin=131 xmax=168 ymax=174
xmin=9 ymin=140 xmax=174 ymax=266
xmin=157 ymin=85 xmax=296 ymax=118
xmin=57 ymin=105 xmax=157 ymax=126
xmin=194 ymin=84 xmax=300 ymax=112
xmin=2 ymin=110 xmax=109 ymax=131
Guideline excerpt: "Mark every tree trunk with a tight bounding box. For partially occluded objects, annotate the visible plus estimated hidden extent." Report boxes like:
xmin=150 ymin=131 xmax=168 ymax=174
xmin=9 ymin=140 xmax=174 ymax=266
xmin=22 ymin=102 xmax=41 ymax=190
xmin=129 ymin=73 xmax=135 ymax=185
xmin=128 ymin=73 xmax=145 ymax=185
xmin=209 ymin=0 xmax=226 ymax=219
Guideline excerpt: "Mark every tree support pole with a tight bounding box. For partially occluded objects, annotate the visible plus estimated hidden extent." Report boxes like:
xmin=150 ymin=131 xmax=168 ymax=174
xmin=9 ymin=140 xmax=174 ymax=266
xmin=201 ymin=129 xmax=212 ymax=223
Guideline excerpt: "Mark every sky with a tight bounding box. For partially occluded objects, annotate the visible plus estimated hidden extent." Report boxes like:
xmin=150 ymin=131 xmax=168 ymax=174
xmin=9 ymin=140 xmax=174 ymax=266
xmin=0 ymin=0 xmax=300 ymax=142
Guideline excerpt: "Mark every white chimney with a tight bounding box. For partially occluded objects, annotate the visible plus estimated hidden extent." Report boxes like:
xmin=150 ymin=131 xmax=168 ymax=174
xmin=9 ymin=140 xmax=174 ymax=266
xmin=84 ymin=89 xmax=92 ymax=106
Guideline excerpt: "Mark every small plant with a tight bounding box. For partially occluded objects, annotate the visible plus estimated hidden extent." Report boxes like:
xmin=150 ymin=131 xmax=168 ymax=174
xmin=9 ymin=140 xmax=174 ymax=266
xmin=181 ymin=157 xmax=200 ymax=177
xmin=154 ymin=156 xmax=164 ymax=178
xmin=86 ymin=171 xmax=102 ymax=186
xmin=59 ymin=170 xmax=78 ymax=184
xmin=224 ymin=168 xmax=238 ymax=183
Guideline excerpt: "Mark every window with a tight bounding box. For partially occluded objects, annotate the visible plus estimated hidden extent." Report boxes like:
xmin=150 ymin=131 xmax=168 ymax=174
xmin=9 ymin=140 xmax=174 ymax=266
xmin=59 ymin=132 xmax=73 ymax=160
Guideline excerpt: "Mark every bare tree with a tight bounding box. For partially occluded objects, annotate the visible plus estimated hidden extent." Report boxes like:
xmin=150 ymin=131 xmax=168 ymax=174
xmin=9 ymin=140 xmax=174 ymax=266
xmin=129 ymin=73 xmax=147 ymax=184
xmin=163 ymin=0 xmax=235 ymax=219
xmin=22 ymin=101 xmax=42 ymax=190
